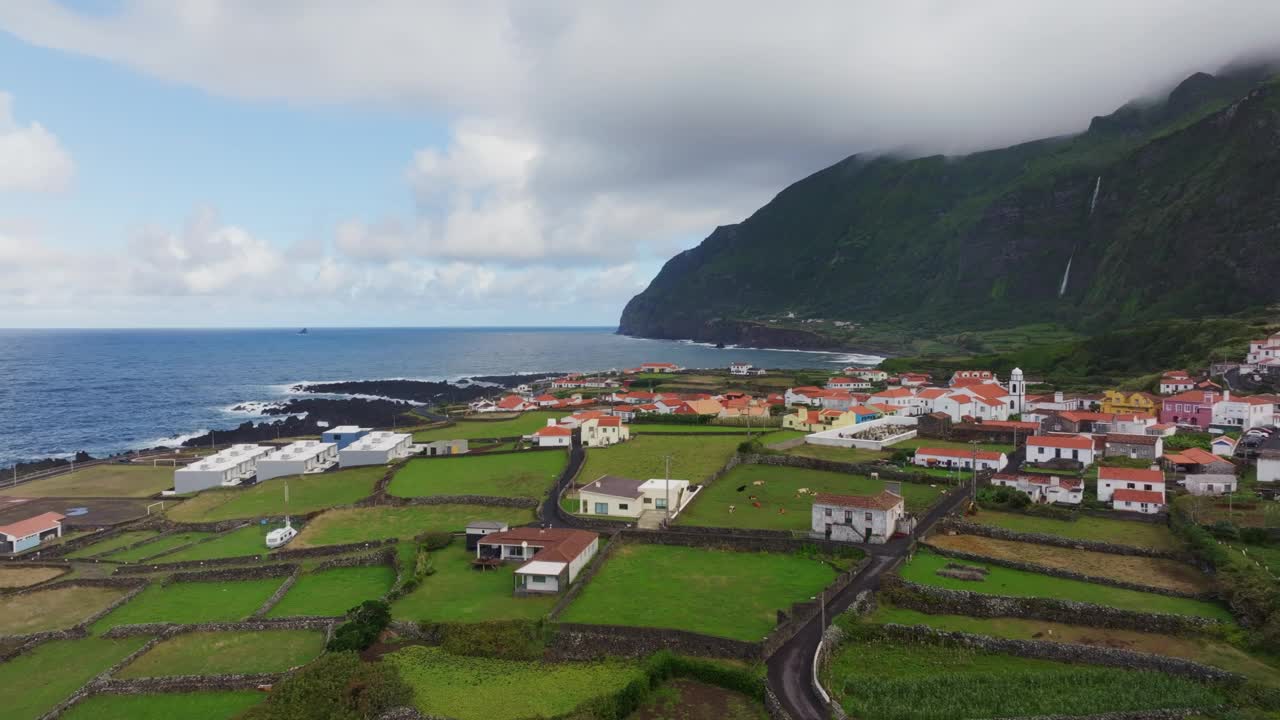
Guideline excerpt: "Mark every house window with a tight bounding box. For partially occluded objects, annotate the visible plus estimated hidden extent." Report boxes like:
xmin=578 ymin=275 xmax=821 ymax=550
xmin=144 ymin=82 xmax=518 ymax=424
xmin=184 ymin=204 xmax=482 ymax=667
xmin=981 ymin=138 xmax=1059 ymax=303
xmin=594 ymin=502 xmax=609 ymax=514
xmin=864 ymin=512 xmax=873 ymax=522
xmin=655 ymin=498 xmax=668 ymax=509
xmin=845 ymin=511 xmax=853 ymax=523
xmin=618 ymin=503 xmax=629 ymax=511
xmin=825 ymin=508 xmax=832 ymax=517
xmin=1127 ymin=482 xmax=1135 ymax=489
xmin=644 ymin=498 xmax=652 ymax=504
xmin=1143 ymin=484 xmax=1152 ymax=491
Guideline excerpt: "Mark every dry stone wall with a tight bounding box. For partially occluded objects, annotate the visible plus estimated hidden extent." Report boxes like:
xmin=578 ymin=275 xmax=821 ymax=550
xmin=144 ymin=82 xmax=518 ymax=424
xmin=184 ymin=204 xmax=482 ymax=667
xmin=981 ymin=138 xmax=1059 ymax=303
xmin=163 ymin=562 xmax=296 ymax=585
xmin=549 ymin=622 xmax=760 ymax=662
xmin=938 ymin=519 xmax=1187 ymax=560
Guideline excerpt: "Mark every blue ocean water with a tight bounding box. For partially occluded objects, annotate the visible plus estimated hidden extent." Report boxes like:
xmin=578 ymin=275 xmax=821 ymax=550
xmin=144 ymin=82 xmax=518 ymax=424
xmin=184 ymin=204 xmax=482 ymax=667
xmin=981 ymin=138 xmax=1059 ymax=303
xmin=0 ymin=327 xmax=880 ymax=465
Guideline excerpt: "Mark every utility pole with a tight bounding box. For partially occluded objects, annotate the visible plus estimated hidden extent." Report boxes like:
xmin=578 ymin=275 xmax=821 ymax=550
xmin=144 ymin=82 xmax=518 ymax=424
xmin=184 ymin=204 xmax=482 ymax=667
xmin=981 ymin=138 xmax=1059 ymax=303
xmin=970 ymin=440 xmax=980 ymax=501
xmin=664 ymin=454 xmax=673 ymax=524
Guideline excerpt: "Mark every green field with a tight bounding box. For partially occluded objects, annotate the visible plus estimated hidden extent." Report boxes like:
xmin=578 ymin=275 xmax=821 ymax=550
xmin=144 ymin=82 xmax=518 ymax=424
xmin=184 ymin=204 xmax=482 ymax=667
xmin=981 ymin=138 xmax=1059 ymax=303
xmin=391 ymin=544 xmax=556 ymax=623
xmin=560 ymin=544 xmax=836 ymax=641
xmin=0 ymin=584 xmax=132 ymax=635
xmin=630 ymin=678 xmax=769 ymax=720
xmin=389 ymin=451 xmax=565 ymax=499
xmin=580 ymin=434 xmax=743 ymax=485
xmin=117 ymin=629 xmax=324 ymax=677
xmin=413 ymin=411 xmax=563 ymax=442
xmin=154 ymin=524 xmax=285 ymax=563
xmin=59 ymin=692 xmax=265 ymax=720
xmin=165 ymin=466 xmax=384 ymax=522
xmin=868 ymin=604 xmax=1280 ymax=686
xmin=967 ymin=509 xmax=1182 ymax=551
xmin=64 ymin=530 xmax=163 ymax=559
xmin=0 ymin=636 xmax=149 ymax=720
xmin=92 ymin=578 xmax=285 ymax=631
xmin=267 ymin=565 xmax=397 ymax=617
xmin=631 ymin=424 xmax=757 ymax=434
xmin=676 ymin=465 xmax=943 ymax=531
xmin=824 ymin=637 xmax=1224 ymax=719
xmin=900 ymin=549 xmax=1232 ymax=620
xmin=101 ymin=531 xmax=214 ymax=562
xmin=294 ymin=504 xmax=535 ymax=548
xmin=783 ymin=444 xmax=889 ymax=464
xmin=385 ymin=645 xmax=646 ymax=720
xmin=0 ymin=464 xmax=174 ymax=498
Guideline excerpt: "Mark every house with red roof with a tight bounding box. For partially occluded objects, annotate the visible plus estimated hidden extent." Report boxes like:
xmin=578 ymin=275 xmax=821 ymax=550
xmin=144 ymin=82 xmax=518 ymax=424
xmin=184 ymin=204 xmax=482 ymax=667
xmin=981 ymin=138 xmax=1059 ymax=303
xmin=785 ymin=386 xmax=825 ymax=406
xmin=897 ymin=373 xmax=931 ymax=387
xmin=0 ymin=512 xmax=65 ymax=554
xmin=1159 ymin=390 xmax=1220 ymax=428
xmin=827 ymin=376 xmax=871 ymax=391
xmin=1162 ymin=446 xmax=1235 ymax=474
xmin=495 ymin=395 xmax=536 ymax=413
xmin=991 ymin=473 xmax=1083 ymax=505
xmin=581 ymin=415 xmax=630 ymax=447
xmin=913 ymin=446 xmax=1009 ymax=472
xmin=475 ymin=527 xmax=599 ymax=595
xmin=531 ymin=422 xmax=573 ymax=448
xmin=1112 ymin=488 xmax=1165 ymax=514
xmin=1159 ymin=371 xmax=1196 ymax=395
xmin=868 ymin=386 xmax=918 ymax=413
xmin=1212 ymin=391 xmax=1275 ymax=429
xmin=1246 ymin=332 xmax=1280 ymax=365
xmin=533 ymin=394 xmax=561 ymax=408
xmin=1025 ymin=434 xmax=1097 ymax=466
xmin=640 ymin=362 xmax=683 ymax=374
xmin=1097 ymin=466 xmax=1164 ymax=502
xmin=811 ymin=489 xmax=908 ymax=544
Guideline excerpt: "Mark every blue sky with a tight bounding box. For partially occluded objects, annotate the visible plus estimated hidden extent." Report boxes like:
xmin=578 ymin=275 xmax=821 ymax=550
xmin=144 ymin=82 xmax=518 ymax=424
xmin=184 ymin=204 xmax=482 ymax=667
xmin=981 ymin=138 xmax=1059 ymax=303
xmin=0 ymin=2 xmax=1276 ymax=328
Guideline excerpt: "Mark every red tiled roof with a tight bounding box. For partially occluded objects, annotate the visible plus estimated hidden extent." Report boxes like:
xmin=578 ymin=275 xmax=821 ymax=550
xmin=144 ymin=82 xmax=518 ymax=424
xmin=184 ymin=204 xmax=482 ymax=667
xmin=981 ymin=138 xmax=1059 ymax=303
xmin=814 ymin=491 xmax=903 ymax=511
xmin=534 ymin=425 xmax=571 ymax=437
xmin=1113 ymin=489 xmax=1164 ymax=505
xmin=1163 ymin=390 xmax=1217 ymax=404
xmin=1058 ymin=411 xmax=1114 ymax=423
xmin=915 ymin=388 xmax=949 ymax=400
xmin=0 ymin=512 xmax=65 ymax=539
xmin=595 ymin=416 xmax=622 ymax=427
xmin=1163 ymin=447 xmax=1232 ymax=466
xmin=873 ymin=387 xmax=913 ymax=399
xmin=1027 ymin=434 xmax=1093 ymax=450
xmin=1098 ymin=466 xmax=1164 ymax=483
xmin=915 ymin=446 xmax=1005 ymax=461
xmin=479 ymin=527 xmax=598 ymax=566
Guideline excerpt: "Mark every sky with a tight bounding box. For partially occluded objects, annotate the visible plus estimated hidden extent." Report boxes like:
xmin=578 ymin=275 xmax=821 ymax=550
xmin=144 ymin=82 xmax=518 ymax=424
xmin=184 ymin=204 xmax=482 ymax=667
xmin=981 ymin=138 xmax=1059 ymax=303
xmin=1 ymin=1 xmax=1279 ymax=328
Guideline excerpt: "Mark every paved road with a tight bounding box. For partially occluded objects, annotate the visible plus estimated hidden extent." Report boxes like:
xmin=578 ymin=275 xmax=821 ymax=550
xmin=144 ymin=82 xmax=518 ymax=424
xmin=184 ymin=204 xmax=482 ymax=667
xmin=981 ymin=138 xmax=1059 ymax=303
xmin=766 ymin=481 xmax=973 ymax=719
xmin=541 ymin=436 xmax=584 ymax=528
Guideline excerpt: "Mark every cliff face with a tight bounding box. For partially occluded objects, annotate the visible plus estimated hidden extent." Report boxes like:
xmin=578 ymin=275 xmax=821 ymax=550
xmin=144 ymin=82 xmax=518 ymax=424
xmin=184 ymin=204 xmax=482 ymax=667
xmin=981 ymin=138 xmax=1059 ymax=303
xmin=619 ymin=68 xmax=1280 ymax=346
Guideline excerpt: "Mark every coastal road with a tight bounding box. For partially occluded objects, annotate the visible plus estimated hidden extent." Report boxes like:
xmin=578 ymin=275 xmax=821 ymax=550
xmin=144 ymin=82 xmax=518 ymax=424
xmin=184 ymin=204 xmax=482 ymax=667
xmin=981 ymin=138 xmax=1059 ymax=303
xmin=766 ymin=481 xmax=973 ymax=720
xmin=541 ymin=436 xmax=584 ymax=528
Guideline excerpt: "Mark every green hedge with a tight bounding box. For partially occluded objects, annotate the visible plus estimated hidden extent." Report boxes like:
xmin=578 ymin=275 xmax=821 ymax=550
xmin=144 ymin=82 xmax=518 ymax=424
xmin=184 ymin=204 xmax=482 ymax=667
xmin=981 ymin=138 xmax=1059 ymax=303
xmin=556 ymin=651 xmax=765 ymax=720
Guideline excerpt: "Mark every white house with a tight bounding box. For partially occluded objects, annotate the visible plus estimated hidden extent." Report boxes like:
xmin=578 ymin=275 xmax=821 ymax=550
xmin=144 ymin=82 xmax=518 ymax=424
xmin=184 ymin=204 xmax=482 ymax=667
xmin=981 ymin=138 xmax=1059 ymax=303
xmin=729 ymin=362 xmax=766 ymax=376
xmin=475 ymin=527 xmax=599 ymax=595
xmin=868 ymin=387 xmax=919 ymax=414
xmin=1025 ymin=434 xmax=1096 ymax=466
xmin=990 ymin=473 xmax=1082 ymax=505
xmin=1112 ymin=488 xmax=1165 ymax=514
xmin=828 ymin=377 xmax=871 ymax=391
xmin=1211 ymin=436 xmax=1238 ymax=457
xmin=1097 ymin=466 xmax=1164 ymax=502
xmin=256 ymin=440 xmax=338 ymax=481
xmin=531 ymin=422 xmax=573 ymax=447
xmin=1246 ymin=333 xmax=1280 ymax=365
xmin=640 ymin=362 xmax=683 ymax=373
xmin=1159 ymin=371 xmax=1196 ymax=395
xmin=1183 ymin=473 xmax=1238 ymax=497
xmin=785 ymin=386 xmax=826 ymax=406
xmin=1212 ymin=392 xmax=1275 ymax=429
xmin=844 ymin=368 xmax=889 ymax=382
xmin=913 ymin=446 xmax=1008 ymax=472
xmin=575 ymin=474 xmax=689 ymax=518
xmin=339 ymin=431 xmax=413 ymax=467
xmin=811 ymin=490 xmax=907 ymax=544
xmin=174 ymin=444 xmax=272 ymax=493
xmin=0 ymin=512 xmax=65 ymax=554
xmin=1258 ymin=451 xmax=1280 ymax=483
xmin=580 ymin=416 xmax=630 ymax=447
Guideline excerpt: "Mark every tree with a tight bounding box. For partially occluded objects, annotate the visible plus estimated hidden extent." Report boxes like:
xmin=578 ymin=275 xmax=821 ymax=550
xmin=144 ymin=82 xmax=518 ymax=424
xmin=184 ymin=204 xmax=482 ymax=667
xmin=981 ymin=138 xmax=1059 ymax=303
xmin=241 ymin=652 xmax=412 ymax=720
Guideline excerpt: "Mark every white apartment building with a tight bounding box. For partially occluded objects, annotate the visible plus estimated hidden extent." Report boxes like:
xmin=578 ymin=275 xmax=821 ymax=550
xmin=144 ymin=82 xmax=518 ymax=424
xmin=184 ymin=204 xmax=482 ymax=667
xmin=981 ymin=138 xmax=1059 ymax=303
xmin=174 ymin=444 xmax=272 ymax=493
xmin=256 ymin=440 xmax=338 ymax=481
xmin=339 ymin=431 xmax=414 ymax=468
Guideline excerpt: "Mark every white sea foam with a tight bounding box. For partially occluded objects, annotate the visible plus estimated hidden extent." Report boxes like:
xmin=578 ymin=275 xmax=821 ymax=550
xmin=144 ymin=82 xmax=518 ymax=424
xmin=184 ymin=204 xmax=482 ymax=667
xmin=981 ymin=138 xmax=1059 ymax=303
xmin=132 ymin=429 xmax=211 ymax=449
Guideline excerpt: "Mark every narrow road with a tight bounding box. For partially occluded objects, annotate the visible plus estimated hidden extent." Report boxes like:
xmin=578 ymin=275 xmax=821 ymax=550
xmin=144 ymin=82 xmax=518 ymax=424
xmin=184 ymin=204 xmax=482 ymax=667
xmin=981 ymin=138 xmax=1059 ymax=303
xmin=766 ymin=482 xmax=973 ymax=719
xmin=540 ymin=435 xmax=583 ymax=528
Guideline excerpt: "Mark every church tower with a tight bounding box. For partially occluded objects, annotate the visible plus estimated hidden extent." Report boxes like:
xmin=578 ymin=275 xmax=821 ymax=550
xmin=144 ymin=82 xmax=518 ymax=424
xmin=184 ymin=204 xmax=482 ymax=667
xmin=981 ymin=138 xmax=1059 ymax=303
xmin=1009 ymin=367 xmax=1025 ymax=415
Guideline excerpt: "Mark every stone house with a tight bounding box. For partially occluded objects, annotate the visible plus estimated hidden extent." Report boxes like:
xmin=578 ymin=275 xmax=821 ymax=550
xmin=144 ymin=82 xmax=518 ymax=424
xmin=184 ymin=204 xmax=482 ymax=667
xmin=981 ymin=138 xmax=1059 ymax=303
xmin=1103 ymin=433 xmax=1163 ymax=461
xmin=811 ymin=490 xmax=908 ymax=544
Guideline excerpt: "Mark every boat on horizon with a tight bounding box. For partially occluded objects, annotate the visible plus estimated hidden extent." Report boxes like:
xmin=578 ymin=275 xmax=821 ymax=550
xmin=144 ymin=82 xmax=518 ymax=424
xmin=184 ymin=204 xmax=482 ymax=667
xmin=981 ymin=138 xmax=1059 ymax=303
xmin=298 ymin=328 xmax=308 ymax=335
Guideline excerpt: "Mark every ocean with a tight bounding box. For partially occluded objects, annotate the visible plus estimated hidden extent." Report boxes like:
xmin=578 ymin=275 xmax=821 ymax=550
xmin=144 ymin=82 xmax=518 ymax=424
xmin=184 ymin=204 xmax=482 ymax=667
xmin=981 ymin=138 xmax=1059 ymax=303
xmin=0 ymin=327 xmax=881 ymax=466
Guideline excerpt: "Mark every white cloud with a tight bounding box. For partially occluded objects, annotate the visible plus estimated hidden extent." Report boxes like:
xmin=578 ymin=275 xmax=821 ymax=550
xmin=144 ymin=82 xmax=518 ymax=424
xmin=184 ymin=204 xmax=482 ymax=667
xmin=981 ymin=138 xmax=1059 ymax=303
xmin=0 ymin=91 xmax=75 ymax=192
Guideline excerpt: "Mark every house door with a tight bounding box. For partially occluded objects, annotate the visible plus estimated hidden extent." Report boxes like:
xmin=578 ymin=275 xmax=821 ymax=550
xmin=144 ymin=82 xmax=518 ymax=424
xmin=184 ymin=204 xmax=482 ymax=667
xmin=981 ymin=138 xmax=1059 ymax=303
xmin=824 ymin=523 xmax=831 ymax=539
xmin=594 ymin=502 xmax=609 ymax=515
xmin=863 ymin=527 xmax=872 ymax=542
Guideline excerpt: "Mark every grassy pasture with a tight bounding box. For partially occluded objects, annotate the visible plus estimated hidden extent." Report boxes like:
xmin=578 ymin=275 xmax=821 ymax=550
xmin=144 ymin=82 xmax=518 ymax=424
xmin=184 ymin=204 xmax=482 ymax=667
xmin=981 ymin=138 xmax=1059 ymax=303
xmin=101 ymin=531 xmax=213 ymax=562
xmin=0 ymin=464 xmax=174 ymax=498
xmin=59 ymin=692 xmax=265 ymax=720
xmin=580 ymin=434 xmax=743 ymax=486
xmin=64 ymin=530 xmax=161 ymax=559
xmin=389 ymin=451 xmax=565 ymax=499
xmin=165 ymin=466 xmax=384 ymax=523
xmin=92 ymin=578 xmax=284 ymax=631
xmin=116 ymin=629 xmax=324 ymax=677
xmin=155 ymin=524 xmax=283 ymax=563
xmin=391 ymin=544 xmax=555 ymax=623
xmin=412 ymin=411 xmax=563 ymax=442
xmin=292 ymin=504 xmax=535 ymax=548
xmin=267 ymin=565 xmax=396 ymax=617
xmin=967 ymin=509 xmax=1182 ymax=551
xmin=629 ymin=678 xmax=769 ymax=720
xmin=0 ymin=584 xmax=131 ymax=635
xmin=0 ymin=636 xmax=149 ymax=720
xmin=0 ymin=565 xmax=66 ymax=588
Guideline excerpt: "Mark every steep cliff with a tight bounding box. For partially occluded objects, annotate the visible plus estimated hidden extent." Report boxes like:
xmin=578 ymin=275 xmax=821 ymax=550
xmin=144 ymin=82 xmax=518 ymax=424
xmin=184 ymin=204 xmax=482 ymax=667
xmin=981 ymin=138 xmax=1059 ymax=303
xmin=619 ymin=67 xmax=1280 ymax=349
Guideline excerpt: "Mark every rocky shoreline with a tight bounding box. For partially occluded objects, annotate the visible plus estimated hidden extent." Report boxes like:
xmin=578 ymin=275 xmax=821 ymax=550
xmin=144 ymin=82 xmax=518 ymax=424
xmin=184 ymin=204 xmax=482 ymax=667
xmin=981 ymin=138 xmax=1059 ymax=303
xmin=181 ymin=397 xmax=419 ymax=448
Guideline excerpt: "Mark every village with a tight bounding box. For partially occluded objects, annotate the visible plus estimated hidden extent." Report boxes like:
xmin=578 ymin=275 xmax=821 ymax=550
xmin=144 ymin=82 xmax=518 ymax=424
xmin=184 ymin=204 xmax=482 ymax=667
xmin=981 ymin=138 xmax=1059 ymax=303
xmin=1 ymin=335 xmax=1279 ymax=720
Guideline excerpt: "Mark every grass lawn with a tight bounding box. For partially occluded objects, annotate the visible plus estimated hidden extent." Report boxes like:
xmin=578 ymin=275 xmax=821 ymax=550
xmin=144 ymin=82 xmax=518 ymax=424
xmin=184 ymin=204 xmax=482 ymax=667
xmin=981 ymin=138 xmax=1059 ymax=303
xmin=631 ymin=424 xmax=755 ymax=434
xmin=412 ymin=411 xmax=563 ymax=442
xmin=116 ymin=629 xmax=324 ymax=677
xmin=580 ymin=434 xmax=743 ymax=485
xmin=1229 ymin=543 xmax=1280 ymax=576
xmin=0 ymin=464 xmax=174 ymax=498
xmin=293 ymin=504 xmax=535 ymax=548
xmin=629 ymin=678 xmax=769 ymax=720
xmin=927 ymin=534 xmax=1213 ymax=595
xmin=891 ymin=438 xmax=1015 ymax=454
xmin=391 ymin=544 xmax=555 ymax=623
xmin=0 ymin=636 xmax=149 ymax=720
xmin=389 ymin=451 xmax=565 ymax=499
xmin=824 ymin=636 xmax=1224 ymax=719
xmin=900 ymin=549 xmax=1232 ymax=620
xmin=60 ymin=692 xmax=265 ymax=720
xmin=267 ymin=565 xmax=396 ymax=617
xmin=385 ymin=645 xmax=646 ymax=720
xmin=0 ymin=584 xmax=131 ymax=635
xmin=676 ymin=465 xmax=943 ymax=532
xmin=102 ymin=531 xmax=214 ymax=562
xmin=560 ymin=544 xmax=836 ymax=641
xmin=165 ymin=466 xmax=384 ymax=523
xmin=0 ymin=565 xmax=66 ymax=588
xmin=784 ymin=444 xmax=890 ymax=464
xmin=64 ymin=530 xmax=162 ymax=559
xmin=154 ymin=524 xmax=284 ymax=563
xmin=868 ymin=604 xmax=1280 ymax=687
xmin=967 ymin=509 xmax=1182 ymax=551
xmin=92 ymin=577 xmax=285 ymax=631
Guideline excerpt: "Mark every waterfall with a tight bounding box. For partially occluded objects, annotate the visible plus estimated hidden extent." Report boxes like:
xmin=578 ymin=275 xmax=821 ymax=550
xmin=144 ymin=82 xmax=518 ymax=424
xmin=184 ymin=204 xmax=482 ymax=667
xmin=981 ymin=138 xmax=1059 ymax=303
xmin=1088 ymin=176 xmax=1102 ymax=216
xmin=1058 ymin=253 xmax=1073 ymax=298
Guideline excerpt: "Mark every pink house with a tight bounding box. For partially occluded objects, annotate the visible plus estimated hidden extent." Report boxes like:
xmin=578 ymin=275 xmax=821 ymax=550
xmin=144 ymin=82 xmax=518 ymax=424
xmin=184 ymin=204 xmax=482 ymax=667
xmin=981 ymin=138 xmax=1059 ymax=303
xmin=1159 ymin=389 xmax=1218 ymax=428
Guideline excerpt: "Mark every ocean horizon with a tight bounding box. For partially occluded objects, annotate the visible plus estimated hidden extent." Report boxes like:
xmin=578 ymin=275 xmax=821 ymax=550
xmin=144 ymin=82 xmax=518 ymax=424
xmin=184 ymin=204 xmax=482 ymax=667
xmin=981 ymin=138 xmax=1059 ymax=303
xmin=0 ymin=326 xmax=883 ymax=466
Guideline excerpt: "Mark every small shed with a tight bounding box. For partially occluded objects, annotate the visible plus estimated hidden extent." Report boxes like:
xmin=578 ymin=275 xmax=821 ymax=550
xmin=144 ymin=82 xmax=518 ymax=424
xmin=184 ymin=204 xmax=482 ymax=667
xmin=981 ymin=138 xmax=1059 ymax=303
xmin=0 ymin=512 xmax=66 ymax=554
xmin=465 ymin=520 xmax=509 ymax=551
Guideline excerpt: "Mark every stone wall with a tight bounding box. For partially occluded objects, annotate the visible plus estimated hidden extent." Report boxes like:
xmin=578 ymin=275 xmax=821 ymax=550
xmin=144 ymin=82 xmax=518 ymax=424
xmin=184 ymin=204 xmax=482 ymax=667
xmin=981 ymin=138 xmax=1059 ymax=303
xmin=737 ymin=453 xmax=943 ymax=486
xmin=90 ymin=671 xmax=285 ymax=694
xmin=880 ymin=578 xmax=1221 ymax=635
xmin=549 ymin=622 xmax=760 ymax=661
xmin=872 ymin=623 xmax=1241 ymax=684
xmin=250 ymin=567 xmax=301 ymax=618
xmin=163 ymin=563 xmax=297 ymax=585
xmin=759 ymin=557 xmax=869 ymax=658
xmin=0 ymin=578 xmax=149 ymax=659
xmin=394 ymin=494 xmax=539 ymax=509
xmin=937 ymin=519 xmax=1187 ymax=560
xmin=763 ymin=685 xmax=795 ymax=720
xmin=38 ymin=634 xmax=167 ymax=719
xmin=921 ymin=542 xmax=1212 ymax=600
xmin=109 ymin=537 xmax=396 ymax=574
xmin=101 ymin=617 xmax=334 ymax=638
xmin=621 ymin=527 xmax=858 ymax=557
xmin=315 ymin=547 xmax=396 ymax=571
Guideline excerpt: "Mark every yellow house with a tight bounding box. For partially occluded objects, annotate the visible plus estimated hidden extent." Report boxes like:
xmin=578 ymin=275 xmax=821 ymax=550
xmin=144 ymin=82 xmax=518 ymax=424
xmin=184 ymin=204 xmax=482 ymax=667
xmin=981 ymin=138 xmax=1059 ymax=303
xmin=782 ymin=407 xmax=875 ymax=432
xmin=1100 ymin=390 xmax=1158 ymax=416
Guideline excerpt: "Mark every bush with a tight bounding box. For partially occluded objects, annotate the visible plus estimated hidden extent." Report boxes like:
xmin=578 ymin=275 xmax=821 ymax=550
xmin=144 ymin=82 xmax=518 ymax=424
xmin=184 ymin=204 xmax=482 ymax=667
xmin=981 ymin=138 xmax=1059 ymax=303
xmin=435 ymin=619 xmax=550 ymax=661
xmin=1211 ymin=520 xmax=1241 ymax=541
xmin=415 ymin=531 xmax=452 ymax=551
xmin=1240 ymin=527 xmax=1272 ymax=545
xmin=327 ymin=600 xmax=392 ymax=652
xmin=738 ymin=439 xmax=764 ymax=454
xmin=241 ymin=652 xmax=412 ymax=720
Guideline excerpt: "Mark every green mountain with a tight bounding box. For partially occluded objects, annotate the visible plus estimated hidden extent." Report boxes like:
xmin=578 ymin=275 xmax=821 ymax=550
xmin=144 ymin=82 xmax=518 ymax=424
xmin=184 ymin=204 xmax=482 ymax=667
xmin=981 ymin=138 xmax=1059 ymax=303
xmin=618 ymin=66 xmax=1280 ymax=353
